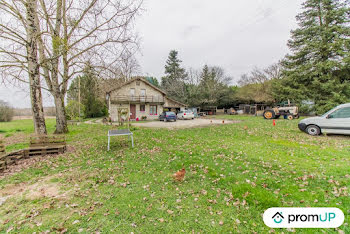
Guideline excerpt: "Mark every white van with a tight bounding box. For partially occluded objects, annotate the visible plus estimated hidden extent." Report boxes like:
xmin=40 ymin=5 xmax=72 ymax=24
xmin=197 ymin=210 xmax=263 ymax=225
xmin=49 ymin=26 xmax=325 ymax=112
xmin=298 ymin=103 xmax=350 ymax=136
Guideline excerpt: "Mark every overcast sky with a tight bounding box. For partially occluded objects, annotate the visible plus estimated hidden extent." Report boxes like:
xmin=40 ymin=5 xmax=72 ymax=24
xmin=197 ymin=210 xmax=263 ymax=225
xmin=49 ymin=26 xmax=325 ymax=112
xmin=0 ymin=0 xmax=303 ymax=108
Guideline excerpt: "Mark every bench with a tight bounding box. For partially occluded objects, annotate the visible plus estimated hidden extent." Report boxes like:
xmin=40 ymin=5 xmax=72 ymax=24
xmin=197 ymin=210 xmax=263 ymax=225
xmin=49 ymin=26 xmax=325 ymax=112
xmin=30 ymin=135 xmax=66 ymax=147
xmin=108 ymin=129 xmax=134 ymax=151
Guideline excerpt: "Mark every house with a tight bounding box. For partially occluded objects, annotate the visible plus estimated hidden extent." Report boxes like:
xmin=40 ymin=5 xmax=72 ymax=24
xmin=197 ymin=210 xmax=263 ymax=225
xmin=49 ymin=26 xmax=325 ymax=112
xmin=106 ymin=77 xmax=187 ymax=121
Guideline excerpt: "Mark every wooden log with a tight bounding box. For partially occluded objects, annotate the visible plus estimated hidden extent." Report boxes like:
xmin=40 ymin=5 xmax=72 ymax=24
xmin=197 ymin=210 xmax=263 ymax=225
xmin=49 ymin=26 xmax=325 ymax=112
xmin=0 ymin=145 xmax=5 ymax=153
xmin=6 ymin=157 xmax=15 ymax=166
xmin=0 ymin=160 xmax=6 ymax=172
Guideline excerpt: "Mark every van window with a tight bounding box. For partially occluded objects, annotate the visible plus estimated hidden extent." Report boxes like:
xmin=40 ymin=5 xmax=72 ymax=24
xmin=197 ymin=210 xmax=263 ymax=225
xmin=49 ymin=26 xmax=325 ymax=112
xmin=329 ymin=107 xmax=350 ymax=118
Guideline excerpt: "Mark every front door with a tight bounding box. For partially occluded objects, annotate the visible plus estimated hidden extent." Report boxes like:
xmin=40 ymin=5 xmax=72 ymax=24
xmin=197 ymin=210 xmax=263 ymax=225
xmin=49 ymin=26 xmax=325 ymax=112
xmin=323 ymin=107 xmax=350 ymax=134
xmin=130 ymin=104 xmax=136 ymax=120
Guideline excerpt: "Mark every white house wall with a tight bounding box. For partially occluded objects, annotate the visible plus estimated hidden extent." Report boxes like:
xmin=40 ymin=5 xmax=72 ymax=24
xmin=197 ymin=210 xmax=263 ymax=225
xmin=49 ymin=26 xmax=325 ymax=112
xmin=110 ymin=103 xmax=163 ymax=121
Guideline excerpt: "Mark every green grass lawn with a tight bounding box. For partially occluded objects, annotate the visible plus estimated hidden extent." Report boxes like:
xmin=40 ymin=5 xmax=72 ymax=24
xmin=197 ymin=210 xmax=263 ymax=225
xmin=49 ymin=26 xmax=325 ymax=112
xmin=0 ymin=116 xmax=349 ymax=233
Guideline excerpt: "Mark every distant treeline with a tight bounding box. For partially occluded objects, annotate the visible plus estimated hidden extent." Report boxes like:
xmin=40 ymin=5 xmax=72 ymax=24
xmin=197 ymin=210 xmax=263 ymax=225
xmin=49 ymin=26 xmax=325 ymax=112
xmin=13 ymin=107 xmax=56 ymax=116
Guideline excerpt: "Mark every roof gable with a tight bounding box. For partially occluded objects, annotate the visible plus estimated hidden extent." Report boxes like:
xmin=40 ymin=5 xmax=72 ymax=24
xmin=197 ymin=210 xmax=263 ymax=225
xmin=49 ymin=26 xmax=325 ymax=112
xmin=108 ymin=77 xmax=166 ymax=95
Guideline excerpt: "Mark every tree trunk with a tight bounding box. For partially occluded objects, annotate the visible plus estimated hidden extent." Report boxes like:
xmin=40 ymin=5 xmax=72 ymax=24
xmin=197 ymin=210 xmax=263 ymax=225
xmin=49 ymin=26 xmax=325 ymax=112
xmin=29 ymin=77 xmax=47 ymax=135
xmin=26 ymin=0 xmax=47 ymax=135
xmin=54 ymin=93 xmax=68 ymax=134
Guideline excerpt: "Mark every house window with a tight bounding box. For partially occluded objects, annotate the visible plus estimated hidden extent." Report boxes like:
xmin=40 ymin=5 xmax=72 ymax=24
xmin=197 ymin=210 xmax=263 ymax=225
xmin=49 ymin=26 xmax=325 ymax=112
xmin=150 ymin=105 xmax=157 ymax=115
xmin=136 ymin=81 xmax=140 ymax=86
xmin=140 ymin=105 xmax=145 ymax=112
xmin=130 ymin=88 xmax=135 ymax=101
xmin=140 ymin=89 xmax=146 ymax=96
xmin=140 ymin=89 xmax=146 ymax=102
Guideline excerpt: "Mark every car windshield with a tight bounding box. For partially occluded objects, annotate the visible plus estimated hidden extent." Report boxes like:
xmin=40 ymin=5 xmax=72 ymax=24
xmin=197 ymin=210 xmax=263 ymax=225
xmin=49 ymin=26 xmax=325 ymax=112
xmin=166 ymin=112 xmax=175 ymax=116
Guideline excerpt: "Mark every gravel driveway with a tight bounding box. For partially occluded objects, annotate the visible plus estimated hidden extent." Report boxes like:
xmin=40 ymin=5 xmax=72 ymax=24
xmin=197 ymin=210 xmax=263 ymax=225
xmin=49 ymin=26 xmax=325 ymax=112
xmin=132 ymin=118 xmax=240 ymax=129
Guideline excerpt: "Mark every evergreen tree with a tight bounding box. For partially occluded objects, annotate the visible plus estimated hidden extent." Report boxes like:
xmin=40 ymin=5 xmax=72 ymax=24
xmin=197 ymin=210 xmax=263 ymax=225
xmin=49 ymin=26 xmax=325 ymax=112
xmin=161 ymin=50 xmax=188 ymax=102
xmin=146 ymin=77 xmax=160 ymax=87
xmin=274 ymin=0 xmax=350 ymax=114
xmin=67 ymin=65 xmax=107 ymax=118
xmin=198 ymin=65 xmax=233 ymax=106
xmin=199 ymin=65 xmax=216 ymax=104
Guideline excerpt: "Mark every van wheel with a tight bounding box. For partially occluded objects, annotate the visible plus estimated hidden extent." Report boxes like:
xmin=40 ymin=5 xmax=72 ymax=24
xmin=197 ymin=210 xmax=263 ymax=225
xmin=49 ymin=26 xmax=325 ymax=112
xmin=306 ymin=125 xmax=321 ymax=136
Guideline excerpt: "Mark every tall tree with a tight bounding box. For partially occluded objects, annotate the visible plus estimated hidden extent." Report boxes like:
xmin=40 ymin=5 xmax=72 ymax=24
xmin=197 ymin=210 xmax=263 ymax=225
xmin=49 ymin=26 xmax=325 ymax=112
xmin=274 ymin=0 xmax=350 ymax=114
xmin=35 ymin=0 xmax=143 ymax=133
xmin=161 ymin=50 xmax=188 ymax=102
xmin=67 ymin=66 xmax=107 ymax=118
xmin=0 ymin=0 xmax=47 ymax=134
xmin=145 ymin=77 xmax=160 ymax=87
xmin=198 ymin=65 xmax=233 ymax=106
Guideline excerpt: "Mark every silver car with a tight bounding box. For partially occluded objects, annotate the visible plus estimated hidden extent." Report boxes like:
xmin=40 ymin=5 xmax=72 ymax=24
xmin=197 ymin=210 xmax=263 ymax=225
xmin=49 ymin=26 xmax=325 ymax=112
xmin=177 ymin=110 xmax=195 ymax=120
xmin=298 ymin=103 xmax=350 ymax=136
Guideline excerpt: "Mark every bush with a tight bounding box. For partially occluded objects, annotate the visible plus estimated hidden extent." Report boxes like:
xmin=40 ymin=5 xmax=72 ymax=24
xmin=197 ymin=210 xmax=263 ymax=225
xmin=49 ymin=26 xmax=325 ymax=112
xmin=84 ymin=99 xmax=107 ymax=118
xmin=141 ymin=116 xmax=147 ymax=121
xmin=66 ymin=100 xmax=85 ymax=120
xmin=0 ymin=100 xmax=14 ymax=122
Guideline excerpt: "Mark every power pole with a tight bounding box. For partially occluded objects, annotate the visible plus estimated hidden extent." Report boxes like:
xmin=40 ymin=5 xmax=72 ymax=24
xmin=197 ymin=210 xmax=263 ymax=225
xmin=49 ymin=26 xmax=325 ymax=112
xmin=78 ymin=75 xmax=81 ymax=121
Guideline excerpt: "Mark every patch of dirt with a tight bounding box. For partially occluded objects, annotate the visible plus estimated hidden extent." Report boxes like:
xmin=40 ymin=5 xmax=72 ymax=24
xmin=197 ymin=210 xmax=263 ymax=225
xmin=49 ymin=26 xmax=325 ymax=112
xmin=132 ymin=118 xmax=240 ymax=129
xmin=0 ymin=176 xmax=68 ymax=201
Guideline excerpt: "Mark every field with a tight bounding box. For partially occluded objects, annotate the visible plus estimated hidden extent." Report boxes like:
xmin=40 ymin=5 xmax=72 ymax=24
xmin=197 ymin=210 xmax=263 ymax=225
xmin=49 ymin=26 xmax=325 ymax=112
xmin=0 ymin=116 xmax=349 ymax=233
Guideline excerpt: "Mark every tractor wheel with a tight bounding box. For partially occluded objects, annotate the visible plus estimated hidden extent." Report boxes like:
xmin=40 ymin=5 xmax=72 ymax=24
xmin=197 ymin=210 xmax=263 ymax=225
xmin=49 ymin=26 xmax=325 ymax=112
xmin=287 ymin=114 xmax=294 ymax=120
xmin=263 ymin=110 xmax=275 ymax=119
xmin=294 ymin=114 xmax=300 ymax=119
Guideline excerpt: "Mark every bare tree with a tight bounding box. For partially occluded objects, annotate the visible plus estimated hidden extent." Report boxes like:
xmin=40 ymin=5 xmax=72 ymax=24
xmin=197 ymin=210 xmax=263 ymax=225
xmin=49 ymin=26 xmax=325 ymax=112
xmin=0 ymin=0 xmax=47 ymax=134
xmin=119 ymin=49 xmax=141 ymax=81
xmin=237 ymin=63 xmax=282 ymax=86
xmin=34 ymin=0 xmax=143 ymax=133
xmin=236 ymin=63 xmax=282 ymax=103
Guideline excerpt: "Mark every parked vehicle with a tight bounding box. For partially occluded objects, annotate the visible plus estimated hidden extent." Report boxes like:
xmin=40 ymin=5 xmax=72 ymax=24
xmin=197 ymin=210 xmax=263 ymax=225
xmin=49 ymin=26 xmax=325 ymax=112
xmin=177 ymin=110 xmax=194 ymax=120
xmin=227 ymin=108 xmax=237 ymax=115
xmin=159 ymin=111 xmax=177 ymax=122
xmin=263 ymin=106 xmax=299 ymax=120
xmin=298 ymin=103 xmax=350 ymax=136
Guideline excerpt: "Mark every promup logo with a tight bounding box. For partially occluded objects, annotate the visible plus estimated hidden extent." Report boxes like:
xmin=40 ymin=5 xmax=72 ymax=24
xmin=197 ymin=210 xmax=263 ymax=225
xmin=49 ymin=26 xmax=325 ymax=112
xmin=272 ymin=212 xmax=284 ymax=224
xmin=264 ymin=208 xmax=344 ymax=228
